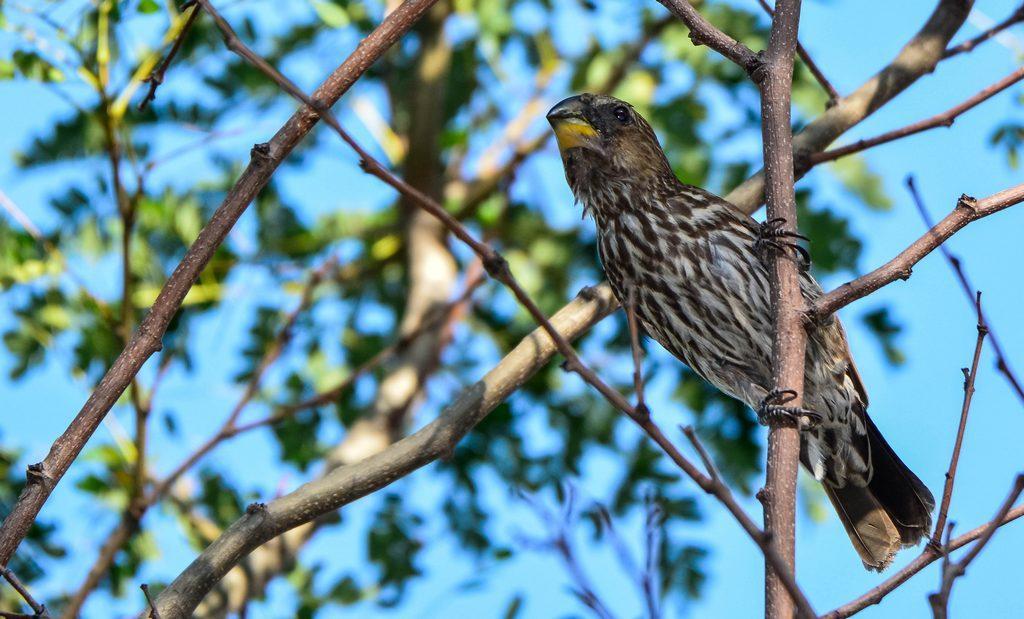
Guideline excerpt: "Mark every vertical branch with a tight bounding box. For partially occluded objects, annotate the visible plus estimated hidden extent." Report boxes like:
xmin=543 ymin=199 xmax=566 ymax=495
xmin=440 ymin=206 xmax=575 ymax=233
xmin=756 ymin=1 xmax=805 ymax=618
xmin=931 ymin=292 xmax=987 ymax=547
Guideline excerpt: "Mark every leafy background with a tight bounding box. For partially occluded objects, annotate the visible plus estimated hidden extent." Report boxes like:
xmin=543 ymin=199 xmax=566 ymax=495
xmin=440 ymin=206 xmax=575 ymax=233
xmin=0 ymin=0 xmax=1023 ymax=617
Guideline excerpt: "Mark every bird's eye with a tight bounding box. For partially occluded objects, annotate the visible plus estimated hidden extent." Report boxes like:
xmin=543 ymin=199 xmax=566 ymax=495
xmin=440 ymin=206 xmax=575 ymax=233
xmin=613 ymin=106 xmax=630 ymax=123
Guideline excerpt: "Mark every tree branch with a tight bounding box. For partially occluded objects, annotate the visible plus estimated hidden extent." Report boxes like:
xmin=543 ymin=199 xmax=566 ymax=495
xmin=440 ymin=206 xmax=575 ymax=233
xmin=943 ymin=3 xmax=1024 ymax=58
xmin=756 ymin=2 xmax=806 ymax=618
xmin=810 ymin=182 xmax=1024 ymax=319
xmin=725 ymin=0 xmax=973 ymax=213
xmin=908 ymin=176 xmax=1024 ymax=405
xmin=148 ymin=284 xmax=618 ymax=617
xmin=756 ymin=0 xmax=840 ymax=106
xmin=810 ymin=66 xmax=1024 ymax=165
xmin=823 ymin=495 xmax=1024 ymax=618
xmin=929 ymin=290 xmax=987 ymax=549
xmin=928 ymin=474 xmax=1024 ymax=618
xmin=0 ymin=0 xmax=440 ymax=570
xmin=0 ymin=565 xmax=48 ymax=618
xmin=197 ymin=6 xmax=818 ymax=611
xmin=653 ymin=0 xmax=761 ymax=76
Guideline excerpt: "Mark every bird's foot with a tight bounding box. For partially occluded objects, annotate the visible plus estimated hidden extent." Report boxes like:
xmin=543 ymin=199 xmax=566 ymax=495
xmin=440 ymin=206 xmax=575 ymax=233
xmin=755 ymin=217 xmax=811 ymax=271
xmin=756 ymin=388 xmax=822 ymax=429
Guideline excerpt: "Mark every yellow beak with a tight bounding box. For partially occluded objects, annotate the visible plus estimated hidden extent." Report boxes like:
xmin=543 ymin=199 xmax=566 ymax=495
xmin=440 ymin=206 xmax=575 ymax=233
xmin=550 ymin=117 xmax=599 ymax=151
xmin=548 ymin=96 xmax=600 ymax=153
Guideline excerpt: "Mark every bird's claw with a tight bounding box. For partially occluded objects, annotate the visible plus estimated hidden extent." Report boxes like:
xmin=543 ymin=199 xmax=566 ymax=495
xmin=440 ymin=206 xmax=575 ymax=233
xmin=756 ymin=387 xmax=822 ymax=429
xmin=755 ymin=217 xmax=811 ymax=271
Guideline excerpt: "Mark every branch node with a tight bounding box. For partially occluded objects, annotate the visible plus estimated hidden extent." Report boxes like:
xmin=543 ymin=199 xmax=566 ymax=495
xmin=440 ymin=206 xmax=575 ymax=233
xmin=250 ymin=142 xmax=271 ymax=162
xmin=482 ymin=251 xmax=511 ymax=282
xmin=956 ymin=194 xmax=978 ymax=214
xmin=577 ymin=285 xmax=599 ymax=301
xmin=25 ymin=463 xmax=51 ymax=487
xmin=748 ymin=50 xmax=769 ymax=85
xmin=245 ymin=501 xmax=268 ymax=517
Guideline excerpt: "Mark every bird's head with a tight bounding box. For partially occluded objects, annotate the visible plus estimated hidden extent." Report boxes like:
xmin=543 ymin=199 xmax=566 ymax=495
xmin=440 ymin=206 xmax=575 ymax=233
xmin=546 ymin=94 xmax=674 ymax=194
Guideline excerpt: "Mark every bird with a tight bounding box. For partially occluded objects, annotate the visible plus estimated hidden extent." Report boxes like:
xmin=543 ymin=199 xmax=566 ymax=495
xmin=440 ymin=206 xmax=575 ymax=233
xmin=546 ymin=93 xmax=934 ymax=571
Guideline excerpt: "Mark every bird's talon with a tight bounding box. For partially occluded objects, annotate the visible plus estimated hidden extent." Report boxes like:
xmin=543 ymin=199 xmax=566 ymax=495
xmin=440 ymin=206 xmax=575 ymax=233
xmin=757 ymin=389 xmax=820 ymax=428
xmin=756 ymin=218 xmax=811 ymax=271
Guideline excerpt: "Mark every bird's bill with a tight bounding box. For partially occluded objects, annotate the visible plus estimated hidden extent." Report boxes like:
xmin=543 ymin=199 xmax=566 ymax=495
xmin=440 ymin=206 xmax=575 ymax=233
xmin=547 ymin=97 xmax=600 ymax=153
xmin=549 ymin=116 xmax=599 ymax=152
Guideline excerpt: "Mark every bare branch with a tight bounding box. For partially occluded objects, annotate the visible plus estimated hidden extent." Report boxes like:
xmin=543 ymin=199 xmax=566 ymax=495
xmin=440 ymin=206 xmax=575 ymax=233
xmin=755 ymin=2 xmax=807 ymax=618
xmin=811 ymin=66 xmax=1024 ymax=165
xmin=930 ymin=475 xmax=1024 ymax=618
xmin=756 ymin=0 xmax=840 ymax=106
xmin=140 ymin=583 xmax=161 ymax=619
xmin=139 ymin=3 xmax=201 ymax=111
xmin=944 ymin=3 xmax=1024 ymax=58
xmin=929 ymin=290 xmax=987 ymax=548
xmin=823 ymin=489 xmax=1024 ymax=618
xmin=908 ymin=176 xmax=1024 ymax=405
xmin=0 ymin=0 xmax=440 ymax=572
xmin=810 ymin=183 xmax=1024 ymax=319
xmin=0 ymin=565 xmax=48 ymax=618
xmin=726 ymin=0 xmax=972 ymax=213
xmin=654 ymin=0 xmax=760 ymax=75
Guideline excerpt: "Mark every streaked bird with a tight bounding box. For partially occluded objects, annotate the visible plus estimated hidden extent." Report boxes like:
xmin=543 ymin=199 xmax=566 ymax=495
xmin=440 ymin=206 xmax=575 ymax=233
xmin=547 ymin=93 xmax=934 ymax=570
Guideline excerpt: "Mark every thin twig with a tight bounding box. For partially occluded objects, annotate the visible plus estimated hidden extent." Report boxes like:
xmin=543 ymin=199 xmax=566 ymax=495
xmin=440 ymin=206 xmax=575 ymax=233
xmin=139 ymin=3 xmax=201 ymax=111
xmin=654 ymin=0 xmax=760 ymax=76
xmin=810 ymin=183 xmax=1024 ymax=319
xmin=0 ymin=565 xmax=48 ymax=618
xmin=811 ymin=67 xmax=1024 ymax=165
xmin=943 ymin=4 xmax=1024 ymax=59
xmin=929 ymin=290 xmax=987 ymax=548
xmin=141 ymin=583 xmax=161 ymax=619
xmin=755 ymin=0 xmax=839 ymax=106
xmin=625 ymin=284 xmax=648 ymax=417
xmin=927 ymin=474 xmax=1024 ymax=619
xmin=823 ymin=488 xmax=1024 ymax=618
xmin=906 ymin=176 xmax=1024 ymax=406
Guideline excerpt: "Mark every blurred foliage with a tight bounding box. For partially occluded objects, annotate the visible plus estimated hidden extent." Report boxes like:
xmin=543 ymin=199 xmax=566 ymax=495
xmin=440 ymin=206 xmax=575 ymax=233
xmin=0 ymin=0 xmax=912 ymax=616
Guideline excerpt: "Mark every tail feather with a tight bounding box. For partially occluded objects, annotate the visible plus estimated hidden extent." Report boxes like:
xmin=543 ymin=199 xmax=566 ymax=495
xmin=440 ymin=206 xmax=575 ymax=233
xmin=821 ymin=416 xmax=935 ymax=571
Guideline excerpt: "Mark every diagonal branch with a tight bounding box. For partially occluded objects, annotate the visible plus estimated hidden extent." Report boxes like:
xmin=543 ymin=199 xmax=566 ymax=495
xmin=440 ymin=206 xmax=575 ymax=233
xmin=155 ymin=7 xmax=818 ymax=613
xmin=928 ymin=474 xmax=1024 ymax=618
xmin=654 ymin=0 xmax=761 ymax=75
xmin=822 ymin=490 xmax=1024 ymax=619
xmin=148 ymin=284 xmax=618 ymax=617
xmin=0 ymin=0 xmax=441 ymax=571
xmin=944 ymin=3 xmax=1024 ymax=59
xmin=810 ymin=183 xmax=1024 ymax=319
xmin=908 ymin=176 xmax=1024 ymax=405
xmin=810 ymin=66 xmax=1024 ymax=165
xmin=0 ymin=565 xmax=49 ymax=618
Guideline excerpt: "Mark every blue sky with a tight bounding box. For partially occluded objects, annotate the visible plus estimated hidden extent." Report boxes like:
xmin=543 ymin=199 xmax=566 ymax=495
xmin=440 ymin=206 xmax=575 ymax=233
xmin=1 ymin=0 xmax=1024 ymax=617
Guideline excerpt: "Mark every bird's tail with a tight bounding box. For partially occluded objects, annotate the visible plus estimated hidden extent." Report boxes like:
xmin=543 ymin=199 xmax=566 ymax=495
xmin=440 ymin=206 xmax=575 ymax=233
xmin=822 ymin=416 xmax=935 ymax=571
